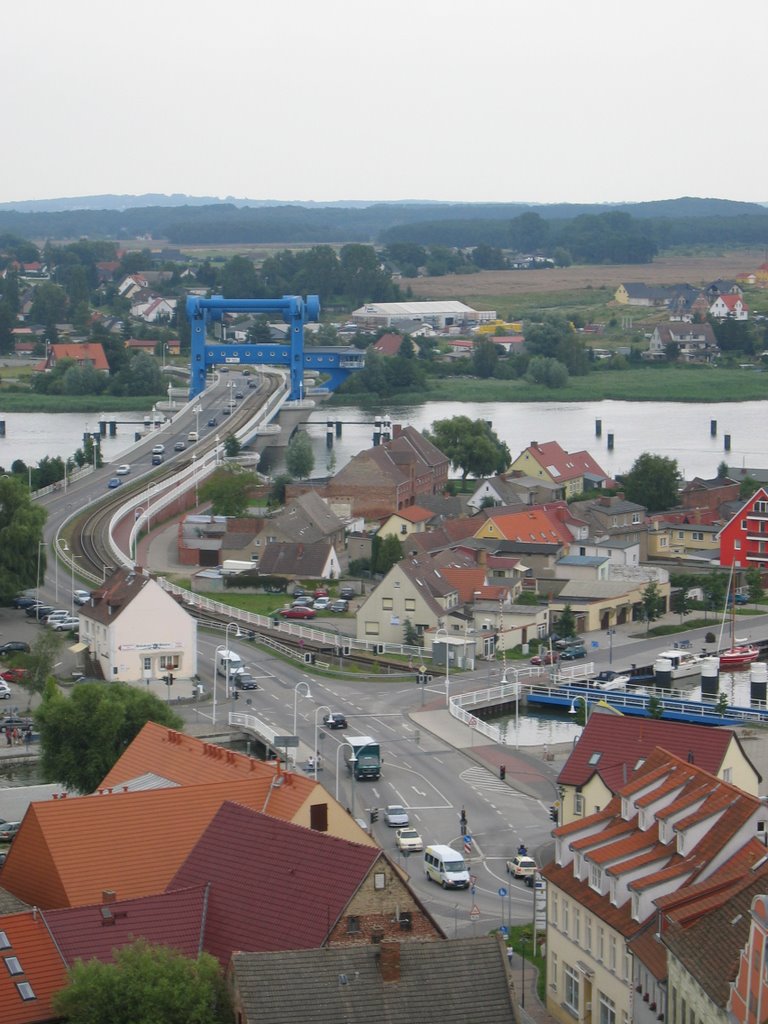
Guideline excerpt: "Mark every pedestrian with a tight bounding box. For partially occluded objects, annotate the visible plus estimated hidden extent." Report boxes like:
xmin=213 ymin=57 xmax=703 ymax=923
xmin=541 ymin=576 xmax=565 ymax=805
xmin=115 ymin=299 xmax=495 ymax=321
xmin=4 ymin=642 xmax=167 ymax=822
xmin=12 ymin=727 xmax=20 ymax=746
xmin=460 ymin=806 xmax=467 ymax=835
xmin=23 ymin=727 xmax=31 ymax=750
xmin=507 ymin=945 xmax=514 ymax=968
xmin=5 ymin=726 xmax=11 ymax=747
xmin=307 ymin=756 xmax=314 ymax=771
xmin=315 ymin=752 xmax=322 ymax=769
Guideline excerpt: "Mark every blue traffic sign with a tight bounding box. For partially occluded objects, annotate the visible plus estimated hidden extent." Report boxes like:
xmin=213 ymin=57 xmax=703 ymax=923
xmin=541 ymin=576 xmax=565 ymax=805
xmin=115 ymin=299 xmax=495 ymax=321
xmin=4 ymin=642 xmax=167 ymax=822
xmin=591 ymin=640 xmax=599 ymax=647
xmin=499 ymin=925 xmax=508 ymax=935
xmin=498 ymin=886 xmax=508 ymax=897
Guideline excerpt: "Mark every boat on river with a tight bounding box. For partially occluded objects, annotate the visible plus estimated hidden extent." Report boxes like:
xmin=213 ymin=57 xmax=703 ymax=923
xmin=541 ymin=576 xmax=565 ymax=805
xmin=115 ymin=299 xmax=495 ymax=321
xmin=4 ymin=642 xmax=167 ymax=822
xmin=589 ymin=670 xmax=632 ymax=691
xmin=654 ymin=649 xmax=708 ymax=686
xmin=718 ymin=567 xmax=759 ymax=671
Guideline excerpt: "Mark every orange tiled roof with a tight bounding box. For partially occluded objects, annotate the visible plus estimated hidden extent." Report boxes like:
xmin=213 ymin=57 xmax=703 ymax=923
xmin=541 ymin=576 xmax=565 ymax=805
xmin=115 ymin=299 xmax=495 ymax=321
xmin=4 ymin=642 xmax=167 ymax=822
xmin=477 ymin=507 xmax=572 ymax=545
xmin=99 ymin=721 xmax=278 ymax=789
xmin=0 ymin=911 xmax=68 ymax=1024
xmin=1 ymin=775 xmax=312 ymax=909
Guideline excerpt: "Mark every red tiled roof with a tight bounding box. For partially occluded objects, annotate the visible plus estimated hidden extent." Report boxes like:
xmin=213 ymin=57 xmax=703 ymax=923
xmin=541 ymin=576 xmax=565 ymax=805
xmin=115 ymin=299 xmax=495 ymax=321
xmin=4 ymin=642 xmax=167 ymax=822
xmin=48 ymin=342 xmax=109 ymax=371
xmin=477 ymin=507 xmax=572 ymax=545
xmin=0 ymin=911 xmax=68 ymax=1024
xmin=44 ymin=885 xmax=207 ymax=965
xmin=0 ymin=776 xmax=311 ymax=909
xmin=385 ymin=505 xmax=433 ymax=524
xmin=167 ymin=802 xmax=382 ymax=963
xmin=516 ymin=441 xmax=612 ymax=486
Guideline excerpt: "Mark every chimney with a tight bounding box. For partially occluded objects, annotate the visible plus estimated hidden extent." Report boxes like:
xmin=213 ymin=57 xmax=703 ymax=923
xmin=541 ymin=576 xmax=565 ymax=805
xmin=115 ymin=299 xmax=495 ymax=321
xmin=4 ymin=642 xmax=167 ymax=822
xmin=102 ymin=889 xmax=117 ymax=904
xmin=379 ymin=941 xmax=401 ymax=982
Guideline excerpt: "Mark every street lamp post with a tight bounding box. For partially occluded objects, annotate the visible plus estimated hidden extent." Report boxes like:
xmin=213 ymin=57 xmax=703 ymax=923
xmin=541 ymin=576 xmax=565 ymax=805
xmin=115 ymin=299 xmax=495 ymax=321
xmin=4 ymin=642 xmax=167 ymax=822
xmin=434 ymin=628 xmax=451 ymax=707
xmin=607 ymin=628 xmax=616 ymax=665
xmin=335 ymin=741 xmax=354 ymax=803
xmin=293 ymin=680 xmax=312 ymax=739
xmin=313 ymin=705 xmax=331 ymax=781
xmin=132 ymin=508 xmax=145 ymax=563
xmin=194 ymin=404 xmax=202 ymax=438
xmin=569 ymin=695 xmax=590 ymax=726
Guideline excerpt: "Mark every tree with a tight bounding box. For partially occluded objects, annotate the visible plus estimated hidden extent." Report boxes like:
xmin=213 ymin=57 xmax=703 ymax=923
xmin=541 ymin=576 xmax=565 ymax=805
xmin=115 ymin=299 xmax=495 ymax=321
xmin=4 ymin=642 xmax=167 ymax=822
xmin=371 ymin=534 xmax=403 ymax=575
xmin=640 ymin=580 xmax=665 ymax=633
xmin=112 ymin=351 xmax=163 ymax=396
xmin=746 ymin=568 xmax=764 ymax=604
xmin=223 ymin=434 xmax=241 ymax=458
xmin=29 ymin=281 xmax=68 ymax=327
xmin=425 ymin=416 xmax=510 ymax=481
xmin=199 ymin=469 xmax=255 ymax=517
xmin=647 ymin=695 xmax=664 ymax=719
xmin=27 ymin=629 xmax=63 ymax=699
xmin=472 ymin=337 xmax=499 ymax=378
xmin=701 ymin=569 xmax=728 ymax=620
xmin=670 ymin=587 xmax=692 ymax=624
xmin=525 ymin=355 xmax=569 ymax=388
xmin=285 ymin=430 xmax=314 ymax=479
xmin=554 ymin=605 xmax=576 ymax=638
xmin=621 ymin=453 xmax=681 ymax=512
xmin=52 ymin=939 xmax=230 ymax=1024
xmin=739 ymin=476 xmax=760 ymax=500
xmin=0 ymin=475 xmax=47 ymax=605
xmin=268 ymin=473 xmax=292 ymax=508
xmin=248 ymin=315 xmax=272 ymax=343
xmin=220 ymin=255 xmax=258 ymax=298
xmin=403 ymin=619 xmax=420 ymax=646
xmin=35 ymin=682 xmax=182 ymax=794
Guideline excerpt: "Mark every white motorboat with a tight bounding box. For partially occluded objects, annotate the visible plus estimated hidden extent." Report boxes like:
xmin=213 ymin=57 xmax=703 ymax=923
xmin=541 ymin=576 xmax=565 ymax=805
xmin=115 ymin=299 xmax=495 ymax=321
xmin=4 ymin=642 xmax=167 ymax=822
xmin=654 ymin=649 xmax=707 ymax=685
xmin=590 ymin=670 xmax=631 ymax=691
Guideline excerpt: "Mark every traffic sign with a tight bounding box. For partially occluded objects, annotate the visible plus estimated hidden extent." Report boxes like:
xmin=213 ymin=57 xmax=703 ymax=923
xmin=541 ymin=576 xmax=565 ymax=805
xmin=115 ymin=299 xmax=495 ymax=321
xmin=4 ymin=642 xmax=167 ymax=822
xmin=498 ymin=886 xmax=508 ymax=898
xmin=499 ymin=925 xmax=508 ymax=935
xmin=470 ymin=904 xmax=481 ymax=921
xmin=273 ymin=735 xmax=299 ymax=747
xmin=464 ymin=834 xmax=472 ymax=855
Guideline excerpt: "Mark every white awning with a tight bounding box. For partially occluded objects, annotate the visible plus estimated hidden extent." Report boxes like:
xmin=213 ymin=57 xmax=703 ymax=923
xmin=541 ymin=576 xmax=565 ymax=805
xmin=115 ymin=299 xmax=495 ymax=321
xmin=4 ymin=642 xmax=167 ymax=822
xmin=69 ymin=642 xmax=87 ymax=653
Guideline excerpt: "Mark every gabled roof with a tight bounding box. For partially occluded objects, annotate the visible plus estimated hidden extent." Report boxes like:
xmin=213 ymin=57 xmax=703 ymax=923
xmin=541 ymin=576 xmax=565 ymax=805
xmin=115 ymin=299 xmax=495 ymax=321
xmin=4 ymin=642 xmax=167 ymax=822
xmin=370 ymin=333 xmax=406 ymax=356
xmin=43 ymin=884 xmax=207 ymax=965
xmin=1 ymin=776 xmax=311 ymax=909
xmin=477 ymin=506 xmax=572 ymax=545
xmin=99 ymin=722 xmax=278 ymax=790
xmin=270 ymin=490 xmax=344 ymax=542
xmin=47 ymin=342 xmax=109 ymax=371
xmin=515 ymin=441 xmax=613 ymax=486
xmin=80 ymin=566 xmax=169 ymax=627
xmin=258 ymin=540 xmax=334 ymax=576
xmin=168 ymin=802 xmax=382 ymax=962
xmin=0 ymin=911 xmax=68 ymax=1024
xmin=557 ymin=716 xmax=757 ymax=792
xmin=383 ymin=505 xmax=433 ymax=525
xmin=230 ymin=936 xmax=515 ymax=1024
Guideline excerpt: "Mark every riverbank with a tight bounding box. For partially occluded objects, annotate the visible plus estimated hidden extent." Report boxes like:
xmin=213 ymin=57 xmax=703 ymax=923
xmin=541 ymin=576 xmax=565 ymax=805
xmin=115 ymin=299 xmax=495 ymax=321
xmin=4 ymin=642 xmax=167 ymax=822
xmin=328 ymin=365 xmax=768 ymax=407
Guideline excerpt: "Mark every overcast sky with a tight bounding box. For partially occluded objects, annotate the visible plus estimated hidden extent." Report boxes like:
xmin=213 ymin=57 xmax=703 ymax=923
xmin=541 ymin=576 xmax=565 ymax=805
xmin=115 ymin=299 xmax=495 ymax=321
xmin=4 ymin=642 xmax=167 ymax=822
xmin=4 ymin=0 xmax=766 ymax=206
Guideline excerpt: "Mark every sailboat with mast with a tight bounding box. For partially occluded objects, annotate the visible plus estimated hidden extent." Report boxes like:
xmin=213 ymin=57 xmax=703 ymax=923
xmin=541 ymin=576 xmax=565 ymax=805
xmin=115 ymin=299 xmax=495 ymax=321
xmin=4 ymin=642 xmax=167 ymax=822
xmin=718 ymin=565 xmax=759 ymax=670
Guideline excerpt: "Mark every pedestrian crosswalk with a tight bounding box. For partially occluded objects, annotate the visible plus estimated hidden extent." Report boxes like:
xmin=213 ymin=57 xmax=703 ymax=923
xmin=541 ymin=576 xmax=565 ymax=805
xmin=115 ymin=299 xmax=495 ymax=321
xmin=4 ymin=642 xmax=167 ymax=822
xmin=459 ymin=765 xmax=510 ymax=794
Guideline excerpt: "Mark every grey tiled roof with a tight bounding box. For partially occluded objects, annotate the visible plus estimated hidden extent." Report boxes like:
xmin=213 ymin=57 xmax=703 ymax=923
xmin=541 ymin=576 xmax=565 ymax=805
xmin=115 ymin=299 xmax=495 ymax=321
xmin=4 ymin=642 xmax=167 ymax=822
xmin=230 ymin=936 xmax=515 ymax=1024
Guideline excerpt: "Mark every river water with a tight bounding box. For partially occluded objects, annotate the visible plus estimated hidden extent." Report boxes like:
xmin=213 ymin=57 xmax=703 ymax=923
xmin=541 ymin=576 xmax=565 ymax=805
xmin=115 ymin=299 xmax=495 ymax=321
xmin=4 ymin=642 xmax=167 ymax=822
xmin=4 ymin=398 xmax=765 ymax=479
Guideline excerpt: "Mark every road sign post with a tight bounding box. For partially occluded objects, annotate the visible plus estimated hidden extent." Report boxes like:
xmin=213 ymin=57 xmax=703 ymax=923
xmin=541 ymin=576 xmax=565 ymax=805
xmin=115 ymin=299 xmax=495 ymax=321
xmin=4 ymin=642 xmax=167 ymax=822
xmin=464 ymin=834 xmax=472 ymax=857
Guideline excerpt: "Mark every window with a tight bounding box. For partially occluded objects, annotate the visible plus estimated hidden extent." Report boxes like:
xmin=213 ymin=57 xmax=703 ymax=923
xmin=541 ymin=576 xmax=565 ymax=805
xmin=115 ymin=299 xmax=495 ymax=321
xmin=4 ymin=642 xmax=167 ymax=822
xmin=551 ymin=892 xmax=558 ymax=927
xmin=632 ymin=513 xmax=641 ymax=524
xmin=585 ymin=915 xmax=592 ymax=952
xmin=735 ymin=539 xmax=741 ymax=550
xmin=564 ymin=964 xmax=580 ymax=1012
xmin=598 ymin=926 xmax=605 ymax=962
xmin=574 ymin=793 xmax=584 ymax=816
xmin=0 ymin=932 xmax=9 ymax=950
xmin=143 ymin=657 xmax=151 ymax=672
xmin=382 ymin=597 xmax=393 ymax=610
xmin=574 ymin=908 xmax=581 ymax=944
xmin=659 ymin=536 xmax=668 ymax=548
xmin=623 ymin=951 xmax=631 ymax=981
xmin=599 ymin=993 xmax=616 ymax=1024
xmin=590 ymin=863 xmax=602 ymax=892
xmin=374 ymin=872 xmax=386 ymax=890
xmin=4 ymin=956 xmax=23 ymax=975
xmin=160 ymin=655 xmax=179 ymax=669
xmin=550 ymin=950 xmax=558 ymax=992
xmin=609 ymin=934 xmax=617 ymax=971
xmin=723 ymin=766 xmax=732 ymax=783
xmin=562 ymin=898 xmax=569 ymax=935
xmin=16 ymin=982 xmax=35 ymax=1002
xmin=404 ymin=599 xmax=415 ymax=611
xmin=400 ymin=525 xmax=408 ymax=535
xmin=692 ymin=531 xmax=704 ymax=541
xmin=364 ymin=622 xmax=380 ymax=636
xmin=346 ymin=916 xmax=360 ymax=933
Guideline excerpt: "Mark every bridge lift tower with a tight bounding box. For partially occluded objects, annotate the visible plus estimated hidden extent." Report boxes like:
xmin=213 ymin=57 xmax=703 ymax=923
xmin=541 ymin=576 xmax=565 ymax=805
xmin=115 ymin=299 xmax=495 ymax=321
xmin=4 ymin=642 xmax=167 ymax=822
xmin=186 ymin=294 xmax=321 ymax=401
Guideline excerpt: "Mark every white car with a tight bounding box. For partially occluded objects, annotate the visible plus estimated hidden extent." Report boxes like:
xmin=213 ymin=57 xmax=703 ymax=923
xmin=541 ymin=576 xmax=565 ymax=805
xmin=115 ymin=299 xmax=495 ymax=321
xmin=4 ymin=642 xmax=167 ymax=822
xmin=50 ymin=617 xmax=80 ymax=632
xmin=0 ymin=682 xmax=11 ymax=700
xmin=506 ymin=854 xmax=537 ymax=879
xmin=115 ymin=464 xmax=131 ymax=476
xmin=73 ymin=590 xmax=91 ymax=605
xmin=152 ymin=444 xmax=165 ymax=455
xmin=395 ymin=827 xmax=423 ymax=852
xmin=384 ymin=805 xmax=409 ymax=828
xmin=313 ymin=597 xmax=331 ymax=611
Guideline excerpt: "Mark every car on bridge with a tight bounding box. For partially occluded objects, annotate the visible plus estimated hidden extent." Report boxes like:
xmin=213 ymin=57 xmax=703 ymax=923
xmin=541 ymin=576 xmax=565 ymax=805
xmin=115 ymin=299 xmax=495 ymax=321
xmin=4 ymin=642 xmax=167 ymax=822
xmin=115 ymin=464 xmax=131 ymax=476
xmin=207 ymin=416 xmax=218 ymax=427
xmin=107 ymin=477 xmax=123 ymax=489
xmin=174 ymin=441 xmax=186 ymax=451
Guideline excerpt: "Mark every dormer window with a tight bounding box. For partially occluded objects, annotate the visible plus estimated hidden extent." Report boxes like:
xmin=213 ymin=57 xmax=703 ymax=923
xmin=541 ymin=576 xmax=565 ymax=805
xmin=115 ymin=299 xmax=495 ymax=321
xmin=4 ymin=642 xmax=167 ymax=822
xmin=590 ymin=863 xmax=602 ymax=893
xmin=621 ymin=797 xmax=630 ymax=819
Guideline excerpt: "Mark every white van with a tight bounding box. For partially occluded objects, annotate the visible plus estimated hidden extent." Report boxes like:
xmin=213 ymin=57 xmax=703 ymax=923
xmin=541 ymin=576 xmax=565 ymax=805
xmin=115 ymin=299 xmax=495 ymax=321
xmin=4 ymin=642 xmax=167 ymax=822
xmin=44 ymin=610 xmax=71 ymax=625
xmin=187 ymin=431 xmax=199 ymax=443
xmin=424 ymin=844 xmax=470 ymax=889
xmin=216 ymin=649 xmax=244 ymax=677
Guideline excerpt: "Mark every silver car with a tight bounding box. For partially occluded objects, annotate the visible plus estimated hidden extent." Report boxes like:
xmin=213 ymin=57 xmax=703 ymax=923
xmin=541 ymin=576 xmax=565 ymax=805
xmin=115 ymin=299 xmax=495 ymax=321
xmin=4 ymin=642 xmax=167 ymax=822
xmin=384 ymin=804 xmax=409 ymax=827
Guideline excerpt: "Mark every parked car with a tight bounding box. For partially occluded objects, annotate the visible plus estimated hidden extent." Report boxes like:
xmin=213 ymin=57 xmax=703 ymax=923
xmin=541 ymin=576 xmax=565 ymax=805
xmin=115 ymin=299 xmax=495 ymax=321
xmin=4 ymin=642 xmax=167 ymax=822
xmin=530 ymin=651 xmax=559 ymax=666
xmin=339 ymin=586 xmax=355 ymax=600
xmin=292 ymin=587 xmax=306 ymax=597
xmin=174 ymin=441 xmax=186 ymax=451
xmin=115 ymin=464 xmax=131 ymax=476
xmin=506 ymin=854 xmax=538 ymax=879
xmin=329 ymin=599 xmax=349 ymax=613
xmin=12 ymin=595 xmax=37 ymax=609
xmin=107 ymin=477 xmax=123 ymax=489
xmin=50 ymin=617 xmax=80 ymax=632
xmin=323 ymin=712 xmax=348 ymax=729
xmin=279 ymin=607 xmax=316 ymax=620
xmin=0 ymin=822 xmax=21 ymax=843
xmin=73 ymin=590 xmax=91 ymax=605
xmin=0 ymin=683 xmax=11 ymax=700
xmin=384 ymin=805 xmax=409 ymax=828
xmin=554 ymin=636 xmax=581 ymax=650
xmin=1 ymin=668 xmax=30 ymax=685
xmin=0 ymin=641 xmax=30 ymax=655
xmin=313 ymin=588 xmax=329 ymax=598
xmin=313 ymin=597 xmax=331 ymax=611
xmin=291 ymin=596 xmax=314 ymax=608
xmin=560 ymin=644 xmax=587 ymax=661
xmin=395 ymin=827 xmax=424 ymax=852
xmin=26 ymin=604 xmax=54 ymax=620
xmin=728 ymin=592 xmax=749 ymax=605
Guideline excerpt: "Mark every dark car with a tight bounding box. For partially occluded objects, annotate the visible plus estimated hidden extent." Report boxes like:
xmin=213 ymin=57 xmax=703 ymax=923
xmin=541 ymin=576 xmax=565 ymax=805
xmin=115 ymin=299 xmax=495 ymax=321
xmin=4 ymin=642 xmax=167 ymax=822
xmin=235 ymin=391 xmax=244 ymax=400
xmin=323 ymin=712 xmax=348 ymax=729
xmin=0 ymin=641 xmax=31 ymax=655
xmin=222 ymin=407 xmax=231 ymax=416
xmin=339 ymin=586 xmax=355 ymax=600
xmin=235 ymin=674 xmax=259 ymax=690
xmin=279 ymin=606 xmax=316 ymax=620
xmin=26 ymin=604 xmax=54 ymax=620
xmin=207 ymin=417 xmax=218 ymax=427
xmin=12 ymin=595 xmax=37 ymax=610
xmin=107 ymin=477 xmax=122 ymax=489
xmin=329 ymin=599 xmax=349 ymax=613
xmin=292 ymin=587 xmax=306 ymax=598
xmin=174 ymin=440 xmax=186 ymax=451
xmin=247 ymin=379 xmax=258 ymax=389
xmin=292 ymin=596 xmax=314 ymax=608
xmin=560 ymin=644 xmax=587 ymax=661
xmin=554 ymin=636 xmax=581 ymax=650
